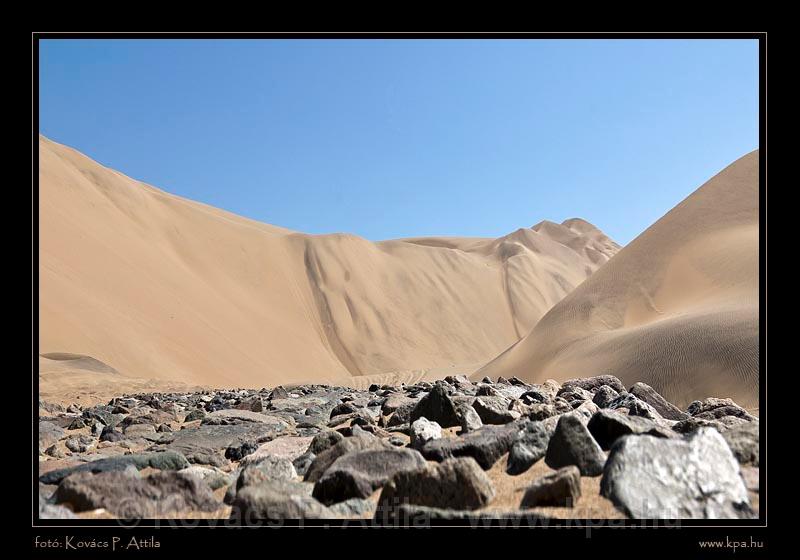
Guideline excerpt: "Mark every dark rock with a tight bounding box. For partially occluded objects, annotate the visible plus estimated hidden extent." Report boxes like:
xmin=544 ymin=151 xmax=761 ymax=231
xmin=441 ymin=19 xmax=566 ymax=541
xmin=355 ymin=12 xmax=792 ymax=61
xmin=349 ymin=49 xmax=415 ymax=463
xmin=607 ymin=393 xmax=663 ymax=421
xmin=225 ymin=441 xmax=259 ymax=461
xmin=520 ymin=466 xmax=581 ymax=508
xmin=476 ymin=384 xmax=498 ymax=397
xmin=544 ymin=414 xmax=606 ymax=476
xmin=230 ymin=479 xmax=330 ymax=521
xmin=39 ymin=422 xmax=65 ymax=454
xmin=591 ymin=385 xmax=620 ymax=408
xmin=721 ymin=420 xmax=759 ymax=466
xmin=312 ymin=447 xmax=427 ymax=504
xmin=292 ymin=452 xmax=315 ymax=477
xmin=526 ymin=404 xmax=559 ymax=421
xmin=520 ymin=388 xmax=552 ymax=405
xmin=672 ymin=416 xmax=748 ymax=434
xmin=601 ymin=428 xmax=753 ymax=519
xmin=269 ymin=386 xmax=290 ymax=400
xmin=329 ymin=497 xmax=376 ymax=517
xmin=587 ymin=409 xmax=677 ymax=450
xmin=99 ymin=426 xmax=124 ymax=443
xmin=184 ymin=409 xmax=206 ymax=422
xmin=330 ymin=402 xmax=358 ymax=418
xmin=472 ymin=396 xmax=519 ymax=425
xmin=629 ymin=382 xmax=688 ymax=421
xmin=53 ymin=470 xmax=220 ymax=517
xmin=687 ymin=398 xmax=756 ymax=422
xmin=304 ymin=434 xmax=389 ymax=483
xmin=378 ymin=457 xmax=494 ymax=513
xmin=557 ymin=386 xmax=594 ymax=408
xmin=381 ymin=394 xmax=416 ymax=415
xmin=39 ymin=451 xmax=190 ymax=485
xmin=67 ymin=417 xmax=87 ymax=430
xmin=386 ymin=402 xmax=416 ymax=427
xmin=421 ymin=423 xmax=518 ymax=470
xmin=388 ymin=436 xmax=406 ymax=447
xmin=409 ymin=385 xmax=460 ymax=428
xmin=562 ymin=375 xmax=626 ymax=394
xmin=507 ymin=420 xmax=553 ymax=475
xmin=368 ymin=384 xmax=380 ymax=392
xmin=455 ymin=402 xmax=483 ymax=433
xmin=481 ymin=376 xmax=493 ymax=384
xmin=308 ymin=430 xmax=344 ymax=455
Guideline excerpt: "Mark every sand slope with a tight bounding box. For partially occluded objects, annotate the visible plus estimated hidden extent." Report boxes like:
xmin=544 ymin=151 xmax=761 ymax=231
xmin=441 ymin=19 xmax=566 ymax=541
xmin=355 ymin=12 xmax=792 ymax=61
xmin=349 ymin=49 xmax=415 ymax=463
xmin=38 ymin=135 xmax=618 ymax=390
xmin=475 ymin=151 xmax=759 ymax=408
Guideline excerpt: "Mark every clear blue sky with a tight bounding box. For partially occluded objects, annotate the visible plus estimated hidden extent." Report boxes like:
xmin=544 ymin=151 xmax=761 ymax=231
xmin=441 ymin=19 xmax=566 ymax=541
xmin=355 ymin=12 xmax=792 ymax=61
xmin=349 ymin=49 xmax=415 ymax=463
xmin=39 ymin=39 xmax=758 ymax=245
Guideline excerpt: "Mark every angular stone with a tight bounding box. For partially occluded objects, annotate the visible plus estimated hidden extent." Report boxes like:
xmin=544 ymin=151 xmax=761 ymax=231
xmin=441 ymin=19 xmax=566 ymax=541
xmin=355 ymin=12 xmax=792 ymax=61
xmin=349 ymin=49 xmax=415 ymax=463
xmin=721 ymin=420 xmax=759 ymax=466
xmin=472 ymin=396 xmax=519 ymax=425
xmin=304 ymin=433 xmax=388 ymax=483
xmin=545 ymin=414 xmax=606 ymax=476
xmin=378 ymin=457 xmax=494 ymax=512
xmin=562 ymin=375 xmax=626 ymax=394
xmin=520 ymin=466 xmax=581 ymax=508
xmin=312 ymin=447 xmax=427 ymax=504
xmin=507 ymin=420 xmax=553 ymax=475
xmin=230 ymin=479 xmax=331 ymax=521
xmin=587 ymin=409 xmax=677 ymax=450
xmin=184 ymin=409 xmax=206 ymax=422
xmin=455 ymin=402 xmax=483 ymax=433
xmin=39 ymin=451 xmax=190 ymax=485
xmin=409 ymin=417 xmax=442 ymax=450
xmin=421 ymin=423 xmax=518 ymax=470
xmin=601 ymin=428 xmax=752 ymax=519
xmin=673 ymin=416 xmax=748 ymax=434
xmin=592 ymin=385 xmax=620 ymax=408
xmin=629 ymin=382 xmax=688 ymax=421
xmin=53 ymin=470 xmax=220 ymax=517
xmin=409 ymin=385 xmax=460 ymax=428
xmin=687 ymin=398 xmax=756 ymax=422
xmin=39 ymin=422 xmax=65 ymax=454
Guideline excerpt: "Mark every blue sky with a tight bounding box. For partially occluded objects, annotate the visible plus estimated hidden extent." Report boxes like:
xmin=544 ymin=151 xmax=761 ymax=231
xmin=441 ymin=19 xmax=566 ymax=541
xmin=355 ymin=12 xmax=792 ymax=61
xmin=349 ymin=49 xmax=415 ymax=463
xmin=39 ymin=39 xmax=759 ymax=245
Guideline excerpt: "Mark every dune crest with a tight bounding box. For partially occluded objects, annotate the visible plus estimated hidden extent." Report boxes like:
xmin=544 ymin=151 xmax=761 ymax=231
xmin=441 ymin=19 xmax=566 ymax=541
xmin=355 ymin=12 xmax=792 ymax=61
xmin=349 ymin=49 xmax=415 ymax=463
xmin=474 ymin=151 xmax=759 ymax=408
xmin=39 ymin=135 xmax=618 ymax=390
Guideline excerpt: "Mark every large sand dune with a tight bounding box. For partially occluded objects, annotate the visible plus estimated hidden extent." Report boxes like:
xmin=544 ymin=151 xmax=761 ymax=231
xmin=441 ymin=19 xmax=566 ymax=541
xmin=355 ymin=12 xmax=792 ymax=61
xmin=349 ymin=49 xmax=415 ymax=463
xmin=475 ymin=151 xmax=760 ymax=409
xmin=38 ymin=135 xmax=619 ymax=391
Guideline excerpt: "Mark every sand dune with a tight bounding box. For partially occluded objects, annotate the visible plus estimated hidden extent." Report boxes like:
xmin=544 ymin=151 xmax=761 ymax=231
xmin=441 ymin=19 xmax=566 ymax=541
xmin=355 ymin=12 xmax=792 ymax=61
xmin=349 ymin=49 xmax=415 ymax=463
xmin=38 ymin=135 xmax=618 ymax=391
xmin=475 ymin=151 xmax=759 ymax=409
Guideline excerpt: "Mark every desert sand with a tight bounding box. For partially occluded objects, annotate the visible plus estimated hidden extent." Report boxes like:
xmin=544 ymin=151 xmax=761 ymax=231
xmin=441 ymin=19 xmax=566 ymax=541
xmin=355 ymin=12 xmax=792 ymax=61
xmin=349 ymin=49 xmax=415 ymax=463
xmin=38 ymin=135 xmax=618 ymax=395
xmin=474 ymin=151 xmax=759 ymax=409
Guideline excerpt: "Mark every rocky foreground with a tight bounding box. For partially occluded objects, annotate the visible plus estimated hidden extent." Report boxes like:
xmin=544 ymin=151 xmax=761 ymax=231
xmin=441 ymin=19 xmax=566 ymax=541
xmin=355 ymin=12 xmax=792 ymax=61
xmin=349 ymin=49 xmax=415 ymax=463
xmin=38 ymin=375 xmax=760 ymax=522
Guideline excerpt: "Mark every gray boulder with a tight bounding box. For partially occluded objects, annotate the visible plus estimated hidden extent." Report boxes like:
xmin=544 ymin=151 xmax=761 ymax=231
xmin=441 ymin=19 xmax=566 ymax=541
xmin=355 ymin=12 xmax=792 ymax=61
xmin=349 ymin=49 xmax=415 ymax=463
xmin=544 ymin=414 xmax=606 ymax=476
xmin=378 ymin=457 xmax=495 ymax=512
xmin=721 ymin=420 xmax=759 ymax=466
xmin=312 ymin=447 xmax=427 ymax=504
xmin=53 ymin=470 xmax=220 ymax=517
xmin=507 ymin=420 xmax=553 ymax=475
xmin=409 ymin=417 xmax=442 ymax=450
xmin=520 ymin=466 xmax=581 ymax=508
xmin=421 ymin=423 xmax=518 ymax=470
xmin=409 ymin=384 xmax=460 ymax=428
xmin=600 ymin=428 xmax=753 ymax=519
xmin=588 ymin=409 xmax=676 ymax=450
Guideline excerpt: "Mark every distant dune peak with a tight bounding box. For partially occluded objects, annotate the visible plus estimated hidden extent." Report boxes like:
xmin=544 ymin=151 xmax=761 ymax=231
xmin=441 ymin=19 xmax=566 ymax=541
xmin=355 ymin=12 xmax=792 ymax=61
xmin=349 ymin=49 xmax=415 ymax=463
xmin=39 ymin=135 xmax=620 ymax=390
xmin=475 ymin=150 xmax=759 ymax=409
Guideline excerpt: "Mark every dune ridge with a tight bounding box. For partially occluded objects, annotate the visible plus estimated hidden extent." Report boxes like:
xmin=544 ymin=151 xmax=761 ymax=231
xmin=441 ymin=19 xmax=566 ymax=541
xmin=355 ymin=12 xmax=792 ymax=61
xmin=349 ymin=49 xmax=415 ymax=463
xmin=474 ymin=151 xmax=759 ymax=408
xmin=39 ymin=135 xmax=619 ymax=392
